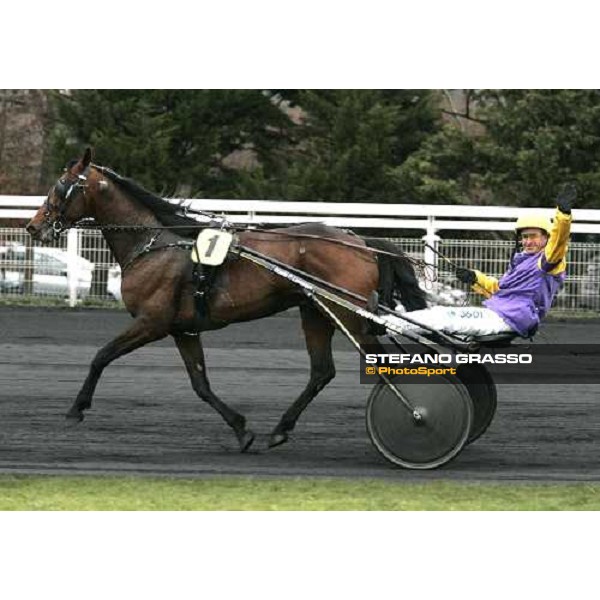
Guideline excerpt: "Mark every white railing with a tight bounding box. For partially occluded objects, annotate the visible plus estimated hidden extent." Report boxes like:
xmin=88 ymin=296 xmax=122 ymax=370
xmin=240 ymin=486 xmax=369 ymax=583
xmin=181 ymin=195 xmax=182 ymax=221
xmin=5 ymin=195 xmax=600 ymax=233
xmin=3 ymin=196 xmax=600 ymax=309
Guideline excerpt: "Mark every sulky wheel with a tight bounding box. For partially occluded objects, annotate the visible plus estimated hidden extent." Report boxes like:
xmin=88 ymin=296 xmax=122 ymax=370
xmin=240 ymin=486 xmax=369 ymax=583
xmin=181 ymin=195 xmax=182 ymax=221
xmin=455 ymin=363 xmax=497 ymax=445
xmin=366 ymin=373 xmax=473 ymax=470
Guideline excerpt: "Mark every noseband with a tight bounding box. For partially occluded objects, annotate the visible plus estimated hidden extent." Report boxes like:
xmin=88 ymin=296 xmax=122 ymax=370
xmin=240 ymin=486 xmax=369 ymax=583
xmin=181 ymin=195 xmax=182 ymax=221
xmin=44 ymin=169 xmax=90 ymax=239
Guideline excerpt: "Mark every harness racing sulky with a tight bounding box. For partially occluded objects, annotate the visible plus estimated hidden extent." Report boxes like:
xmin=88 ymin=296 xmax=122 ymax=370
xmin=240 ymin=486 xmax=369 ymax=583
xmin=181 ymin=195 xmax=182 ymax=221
xmin=26 ymin=148 xmax=568 ymax=470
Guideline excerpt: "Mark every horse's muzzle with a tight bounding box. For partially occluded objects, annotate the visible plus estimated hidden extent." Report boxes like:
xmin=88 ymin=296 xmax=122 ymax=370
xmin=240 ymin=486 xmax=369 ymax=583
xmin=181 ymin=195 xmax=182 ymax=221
xmin=26 ymin=221 xmax=53 ymax=243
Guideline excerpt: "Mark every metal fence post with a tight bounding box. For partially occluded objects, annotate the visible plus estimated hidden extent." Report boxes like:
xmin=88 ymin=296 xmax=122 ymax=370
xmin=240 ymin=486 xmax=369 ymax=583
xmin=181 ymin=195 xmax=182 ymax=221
xmin=422 ymin=216 xmax=440 ymax=270
xmin=67 ymin=228 xmax=79 ymax=307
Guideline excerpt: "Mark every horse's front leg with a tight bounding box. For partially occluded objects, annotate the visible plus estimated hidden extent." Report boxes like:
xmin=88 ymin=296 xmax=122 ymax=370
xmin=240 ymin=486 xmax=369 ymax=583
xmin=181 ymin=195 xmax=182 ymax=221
xmin=66 ymin=317 xmax=167 ymax=424
xmin=173 ymin=334 xmax=255 ymax=452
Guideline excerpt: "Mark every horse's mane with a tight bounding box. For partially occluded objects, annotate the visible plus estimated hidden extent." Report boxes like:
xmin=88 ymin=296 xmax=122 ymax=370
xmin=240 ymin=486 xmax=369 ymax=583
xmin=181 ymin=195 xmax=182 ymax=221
xmin=92 ymin=164 xmax=201 ymax=238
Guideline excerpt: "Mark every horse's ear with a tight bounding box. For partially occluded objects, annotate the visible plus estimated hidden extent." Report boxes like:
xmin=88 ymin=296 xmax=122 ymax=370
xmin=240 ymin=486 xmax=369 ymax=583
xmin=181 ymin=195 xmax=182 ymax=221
xmin=82 ymin=147 xmax=92 ymax=168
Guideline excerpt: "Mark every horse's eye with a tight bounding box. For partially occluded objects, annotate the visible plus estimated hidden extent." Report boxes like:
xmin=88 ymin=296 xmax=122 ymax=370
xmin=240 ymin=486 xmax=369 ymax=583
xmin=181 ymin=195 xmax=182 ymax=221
xmin=55 ymin=180 xmax=68 ymax=198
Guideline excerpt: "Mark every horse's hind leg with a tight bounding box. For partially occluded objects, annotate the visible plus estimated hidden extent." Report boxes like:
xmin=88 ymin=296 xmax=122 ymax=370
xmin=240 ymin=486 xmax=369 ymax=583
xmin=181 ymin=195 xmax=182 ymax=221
xmin=66 ymin=317 xmax=167 ymax=424
xmin=269 ymin=303 xmax=336 ymax=448
xmin=173 ymin=334 xmax=255 ymax=453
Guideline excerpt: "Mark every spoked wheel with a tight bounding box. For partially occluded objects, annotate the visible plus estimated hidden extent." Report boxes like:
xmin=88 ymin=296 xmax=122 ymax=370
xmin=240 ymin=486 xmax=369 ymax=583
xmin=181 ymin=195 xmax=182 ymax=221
xmin=366 ymin=374 xmax=473 ymax=470
xmin=455 ymin=364 xmax=497 ymax=445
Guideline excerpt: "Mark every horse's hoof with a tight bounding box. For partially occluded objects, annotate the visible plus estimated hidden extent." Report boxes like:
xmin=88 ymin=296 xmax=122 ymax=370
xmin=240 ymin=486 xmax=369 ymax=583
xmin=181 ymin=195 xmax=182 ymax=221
xmin=268 ymin=432 xmax=289 ymax=449
xmin=238 ymin=430 xmax=255 ymax=453
xmin=65 ymin=413 xmax=84 ymax=427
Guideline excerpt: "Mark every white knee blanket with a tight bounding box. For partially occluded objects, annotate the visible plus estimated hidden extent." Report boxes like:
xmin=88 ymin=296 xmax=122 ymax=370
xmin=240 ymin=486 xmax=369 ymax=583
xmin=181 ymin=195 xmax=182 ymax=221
xmin=382 ymin=306 xmax=513 ymax=337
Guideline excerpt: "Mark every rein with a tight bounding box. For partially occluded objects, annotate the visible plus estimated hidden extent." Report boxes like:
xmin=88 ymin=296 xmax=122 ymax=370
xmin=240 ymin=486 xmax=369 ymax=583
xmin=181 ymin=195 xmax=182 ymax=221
xmin=121 ymin=237 xmax=194 ymax=272
xmin=71 ymin=220 xmax=447 ymax=291
xmin=71 ymin=222 xmax=195 ymax=273
xmin=72 ymin=220 xmax=434 ymax=271
xmin=73 ymin=220 xmax=443 ymax=286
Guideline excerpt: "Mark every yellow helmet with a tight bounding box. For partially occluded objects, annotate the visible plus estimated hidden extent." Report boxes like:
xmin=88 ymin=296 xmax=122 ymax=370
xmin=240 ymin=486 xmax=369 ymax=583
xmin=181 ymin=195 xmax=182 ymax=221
xmin=514 ymin=212 xmax=552 ymax=235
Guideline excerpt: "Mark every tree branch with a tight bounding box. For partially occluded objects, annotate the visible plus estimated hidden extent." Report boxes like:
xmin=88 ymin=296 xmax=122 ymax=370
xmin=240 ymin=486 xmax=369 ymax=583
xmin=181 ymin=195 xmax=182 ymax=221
xmin=441 ymin=109 xmax=487 ymax=125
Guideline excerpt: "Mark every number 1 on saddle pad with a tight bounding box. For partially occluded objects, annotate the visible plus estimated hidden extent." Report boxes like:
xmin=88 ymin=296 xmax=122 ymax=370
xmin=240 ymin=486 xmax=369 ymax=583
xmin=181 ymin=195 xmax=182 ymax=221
xmin=192 ymin=229 xmax=233 ymax=265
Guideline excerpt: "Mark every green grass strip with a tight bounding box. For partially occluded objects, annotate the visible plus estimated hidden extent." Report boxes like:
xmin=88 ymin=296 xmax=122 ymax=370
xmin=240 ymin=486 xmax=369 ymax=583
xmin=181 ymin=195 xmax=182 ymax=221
xmin=0 ymin=295 xmax=123 ymax=309
xmin=0 ymin=475 xmax=599 ymax=510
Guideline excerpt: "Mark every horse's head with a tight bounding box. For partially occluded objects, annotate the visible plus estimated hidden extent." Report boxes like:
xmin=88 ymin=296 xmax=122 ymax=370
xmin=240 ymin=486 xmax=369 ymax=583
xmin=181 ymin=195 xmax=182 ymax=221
xmin=27 ymin=148 xmax=96 ymax=243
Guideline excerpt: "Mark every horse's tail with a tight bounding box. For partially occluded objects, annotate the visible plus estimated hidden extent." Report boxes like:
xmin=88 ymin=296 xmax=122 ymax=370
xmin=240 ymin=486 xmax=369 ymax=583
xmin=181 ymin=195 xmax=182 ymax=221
xmin=365 ymin=239 xmax=427 ymax=312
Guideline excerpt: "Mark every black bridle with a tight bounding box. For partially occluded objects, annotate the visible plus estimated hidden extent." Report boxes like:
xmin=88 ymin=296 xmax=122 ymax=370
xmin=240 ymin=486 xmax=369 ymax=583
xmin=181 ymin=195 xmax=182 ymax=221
xmin=44 ymin=168 xmax=90 ymax=239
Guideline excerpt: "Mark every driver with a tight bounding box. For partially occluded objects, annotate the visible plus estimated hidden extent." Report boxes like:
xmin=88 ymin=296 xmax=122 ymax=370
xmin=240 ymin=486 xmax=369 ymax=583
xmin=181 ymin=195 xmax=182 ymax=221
xmin=384 ymin=184 xmax=576 ymax=339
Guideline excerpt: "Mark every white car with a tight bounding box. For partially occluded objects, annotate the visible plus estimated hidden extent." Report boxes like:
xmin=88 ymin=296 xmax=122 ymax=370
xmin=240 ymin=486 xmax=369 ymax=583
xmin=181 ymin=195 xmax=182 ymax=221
xmin=107 ymin=264 xmax=122 ymax=302
xmin=398 ymin=251 xmax=468 ymax=308
xmin=578 ymin=253 xmax=600 ymax=309
xmin=421 ymin=278 xmax=469 ymax=307
xmin=0 ymin=244 xmax=94 ymax=299
xmin=393 ymin=276 xmax=468 ymax=312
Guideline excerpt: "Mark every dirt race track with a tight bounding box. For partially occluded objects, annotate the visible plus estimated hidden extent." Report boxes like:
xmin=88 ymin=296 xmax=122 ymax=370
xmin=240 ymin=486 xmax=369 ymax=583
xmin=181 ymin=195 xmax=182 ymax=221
xmin=1 ymin=306 xmax=599 ymax=482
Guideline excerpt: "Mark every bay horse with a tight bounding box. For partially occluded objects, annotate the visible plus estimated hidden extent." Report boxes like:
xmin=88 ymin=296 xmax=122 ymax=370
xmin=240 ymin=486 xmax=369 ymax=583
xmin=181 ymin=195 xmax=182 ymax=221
xmin=26 ymin=148 xmax=426 ymax=451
